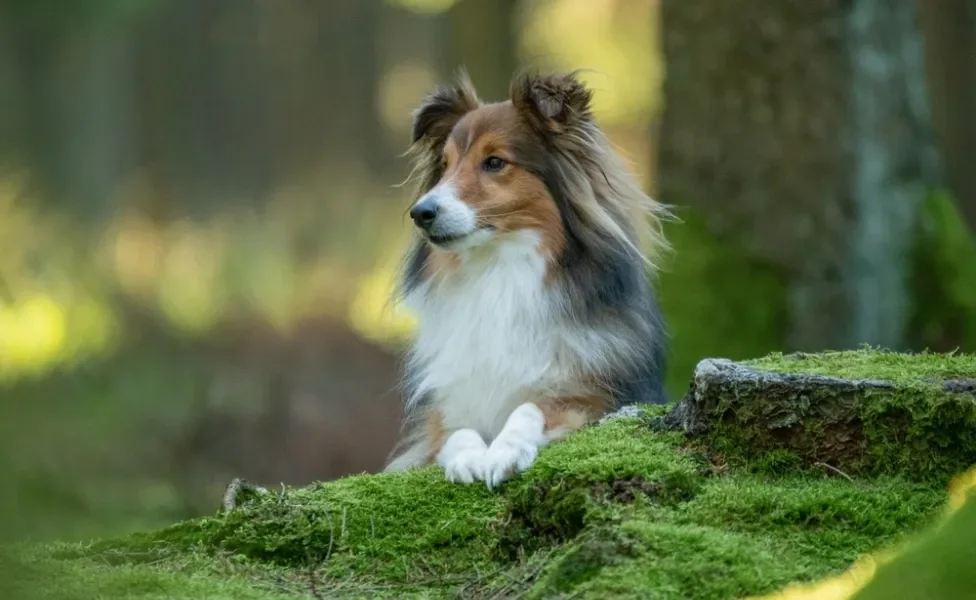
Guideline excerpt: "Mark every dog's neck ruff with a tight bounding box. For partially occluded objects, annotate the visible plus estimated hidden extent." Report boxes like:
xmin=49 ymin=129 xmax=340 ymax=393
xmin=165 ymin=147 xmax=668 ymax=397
xmin=402 ymin=230 xmax=596 ymax=441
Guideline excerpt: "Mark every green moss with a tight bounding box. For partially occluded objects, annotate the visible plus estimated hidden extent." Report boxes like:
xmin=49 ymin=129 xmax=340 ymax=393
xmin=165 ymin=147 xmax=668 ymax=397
xmin=525 ymin=526 xmax=642 ymax=598
xmin=499 ymin=414 xmax=703 ymax=555
xmin=0 ymin=544 xmax=302 ymax=600
xmin=541 ymin=520 xmax=831 ymax=599
xmin=523 ymin=472 xmax=942 ymax=599
xmin=749 ymin=449 xmax=805 ymax=474
xmin=853 ymin=488 xmax=976 ymax=600
xmin=686 ymin=349 xmax=976 ymax=481
xmin=658 ymin=209 xmax=788 ymax=397
xmin=14 ymin=393 xmax=959 ymax=599
xmin=680 ymin=476 xmax=942 ymax=545
xmin=746 ymin=347 xmax=976 ymax=382
xmin=100 ymin=467 xmax=506 ymax=585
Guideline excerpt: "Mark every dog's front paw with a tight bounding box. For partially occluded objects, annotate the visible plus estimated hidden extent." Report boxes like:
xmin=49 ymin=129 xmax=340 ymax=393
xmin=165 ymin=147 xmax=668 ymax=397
xmin=481 ymin=437 xmax=538 ymax=489
xmin=437 ymin=428 xmax=488 ymax=484
xmin=443 ymin=448 xmax=488 ymax=483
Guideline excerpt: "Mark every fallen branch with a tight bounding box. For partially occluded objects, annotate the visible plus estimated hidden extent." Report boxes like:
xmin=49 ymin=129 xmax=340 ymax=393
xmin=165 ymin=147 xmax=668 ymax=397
xmin=222 ymin=477 xmax=269 ymax=511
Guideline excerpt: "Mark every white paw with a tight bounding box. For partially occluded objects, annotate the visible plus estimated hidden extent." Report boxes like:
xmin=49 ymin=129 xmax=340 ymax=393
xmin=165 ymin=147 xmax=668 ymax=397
xmin=443 ymin=448 xmax=487 ymax=483
xmin=437 ymin=428 xmax=488 ymax=484
xmin=481 ymin=437 xmax=538 ymax=489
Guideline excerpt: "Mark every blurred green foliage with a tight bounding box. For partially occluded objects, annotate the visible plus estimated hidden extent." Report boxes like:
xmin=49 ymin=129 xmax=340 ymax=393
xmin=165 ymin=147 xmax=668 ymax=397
xmin=0 ymin=0 xmax=162 ymax=27
xmin=658 ymin=209 xmax=788 ymax=396
xmin=853 ymin=493 xmax=976 ymax=600
xmin=910 ymin=189 xmax=976 ymax=351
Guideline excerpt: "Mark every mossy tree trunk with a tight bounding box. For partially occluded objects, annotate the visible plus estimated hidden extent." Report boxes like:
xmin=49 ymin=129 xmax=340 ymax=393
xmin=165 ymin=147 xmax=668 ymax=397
xmin=658 ymin=1 xmax=941 ymax=352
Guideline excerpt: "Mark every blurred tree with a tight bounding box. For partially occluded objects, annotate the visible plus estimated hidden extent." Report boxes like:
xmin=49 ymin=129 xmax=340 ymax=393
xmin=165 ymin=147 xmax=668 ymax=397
xmin=918 ymin=0 xmax=976 ymax=233
xmin=0 ymin=0 xmax=393 ymax=220
xmin=319 ymin=0 xmax=388 ymax=175
xmin=441 ymin=0 xmax=518 ymax=101
xmin=658 ymin=1 xmax=942 ymax=352
xmin=0 ymin=0 xmax=160 ymax=220
xmin=0 ymin=0 xmax=158 ymax=24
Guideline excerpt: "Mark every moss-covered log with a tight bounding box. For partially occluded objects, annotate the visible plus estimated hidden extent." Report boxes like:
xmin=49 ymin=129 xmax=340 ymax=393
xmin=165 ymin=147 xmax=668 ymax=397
xmin=0 ymin=411 xmax=948 ymax=599
xmin=4 ymin=349 xmax=976 ymax=599
xmin=661 ymin=349 xmax=976 ymax=480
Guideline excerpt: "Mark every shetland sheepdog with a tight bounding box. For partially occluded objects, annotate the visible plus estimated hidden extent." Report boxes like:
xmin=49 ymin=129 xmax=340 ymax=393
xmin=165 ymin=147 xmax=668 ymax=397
xmin=383 ymin=69 xmax=671 ymax=488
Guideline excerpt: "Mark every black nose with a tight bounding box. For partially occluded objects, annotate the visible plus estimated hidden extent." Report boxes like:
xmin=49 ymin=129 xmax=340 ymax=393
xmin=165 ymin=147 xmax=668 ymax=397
xmin=410 ymin=199 xmax=439 ymax=230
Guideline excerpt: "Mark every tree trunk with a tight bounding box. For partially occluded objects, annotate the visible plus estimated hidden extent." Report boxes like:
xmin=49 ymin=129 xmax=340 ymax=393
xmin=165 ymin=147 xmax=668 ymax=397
xmin=317 ymin=0 xmax=387 ymax=175
xmin=50 ymin=22 xmax=138 ymax=221
xmin=0 ymin=16 xmax=136 ymax=221
xmin=442 ymin=0 xmax=519 ymax=101
xmin=842 ymin=1 xmax=943 ymax=350
xmin=918 ymin=0 xmax=976 ymax=232
xmin=658 ymin=0 xmax=941 ymax=353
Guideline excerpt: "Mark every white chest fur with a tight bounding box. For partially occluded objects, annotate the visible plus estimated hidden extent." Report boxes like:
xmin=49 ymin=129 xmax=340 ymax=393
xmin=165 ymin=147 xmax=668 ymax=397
xmin=403 ymin=232 xmax=583 ymax=441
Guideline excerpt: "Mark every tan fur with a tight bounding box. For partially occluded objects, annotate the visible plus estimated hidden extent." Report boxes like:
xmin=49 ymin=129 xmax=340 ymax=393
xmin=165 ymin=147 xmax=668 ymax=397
xmin=537 ymin=395 xmax=610 ymax=434
xmin=439 ymin=105 xmax=567 ymax=263
xmin=423 ymin=411 xmax=447 ymax=464
xmin=507 ymin=69 xmax=673 ymax=269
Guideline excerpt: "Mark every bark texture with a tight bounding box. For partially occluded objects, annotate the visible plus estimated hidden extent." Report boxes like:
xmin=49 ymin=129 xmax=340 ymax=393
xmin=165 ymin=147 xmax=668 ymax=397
xmin=658 ymin=0 xmax=941 ymax=352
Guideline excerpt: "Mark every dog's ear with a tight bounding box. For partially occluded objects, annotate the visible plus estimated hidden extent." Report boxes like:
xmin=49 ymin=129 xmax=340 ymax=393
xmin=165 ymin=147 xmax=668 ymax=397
xmin=411 ymin=69 xmax=480 ymax=146
xmin=510 ymin=70 xmax=594 ymax=134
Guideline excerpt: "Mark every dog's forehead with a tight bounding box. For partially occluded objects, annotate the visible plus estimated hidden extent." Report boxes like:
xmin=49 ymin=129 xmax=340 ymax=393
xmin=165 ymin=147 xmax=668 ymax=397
xmin=448 ymin=102 xmax=519 ymax=154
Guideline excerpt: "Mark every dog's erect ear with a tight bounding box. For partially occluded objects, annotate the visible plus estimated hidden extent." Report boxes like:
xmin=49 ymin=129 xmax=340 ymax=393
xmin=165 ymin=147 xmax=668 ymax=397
xmin=510 ymin=70 xmax=594 ymax=134
xmin=411 ymin=69 xmax=481 ymax=145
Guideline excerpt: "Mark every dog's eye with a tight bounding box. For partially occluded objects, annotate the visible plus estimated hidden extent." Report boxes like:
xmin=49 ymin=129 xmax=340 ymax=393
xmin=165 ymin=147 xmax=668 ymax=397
xmin=481 ymin=156 xmax=506 ymax=173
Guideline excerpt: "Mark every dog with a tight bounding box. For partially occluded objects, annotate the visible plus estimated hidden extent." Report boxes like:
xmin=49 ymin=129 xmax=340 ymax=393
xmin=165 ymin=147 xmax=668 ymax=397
xmin=383 ymin=69 xmax=671 ymax=489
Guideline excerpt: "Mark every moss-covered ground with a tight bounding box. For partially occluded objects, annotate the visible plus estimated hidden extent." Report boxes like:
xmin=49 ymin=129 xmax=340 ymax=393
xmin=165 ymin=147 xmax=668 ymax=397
xmin=744 ymin=347 xmax=976 ymax=382
xmin=1 ymin=412 xmax=952 ymax=599
xmin=751 ymin=465 xmax=976 ymax=600
xmin=5 ymin=350 xmax=975 ymax=599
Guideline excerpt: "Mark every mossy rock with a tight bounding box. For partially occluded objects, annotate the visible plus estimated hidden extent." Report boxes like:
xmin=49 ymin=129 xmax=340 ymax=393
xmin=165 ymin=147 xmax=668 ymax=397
xmin=660 ymin=349 xmax=976 ymax=482
xmin=4 ymin=349 xmax=975 ymax=599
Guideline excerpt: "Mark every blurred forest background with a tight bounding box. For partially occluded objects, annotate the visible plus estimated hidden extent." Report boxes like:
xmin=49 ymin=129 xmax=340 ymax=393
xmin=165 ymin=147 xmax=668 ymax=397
xmin=0 ymin=0 xmax=974 ymax=544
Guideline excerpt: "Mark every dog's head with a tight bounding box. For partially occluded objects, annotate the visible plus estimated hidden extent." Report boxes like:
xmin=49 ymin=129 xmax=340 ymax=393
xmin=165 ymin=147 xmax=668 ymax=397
xmin=405 ymin=70 xmax=599 ymax=257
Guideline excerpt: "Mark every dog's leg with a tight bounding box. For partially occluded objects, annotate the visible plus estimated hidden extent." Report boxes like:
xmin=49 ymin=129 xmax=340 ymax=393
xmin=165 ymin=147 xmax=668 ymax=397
xmin=480 ymin=403 xmax=548 ymax=489
xmin=480 ymin=400 xmax=603 ymax=489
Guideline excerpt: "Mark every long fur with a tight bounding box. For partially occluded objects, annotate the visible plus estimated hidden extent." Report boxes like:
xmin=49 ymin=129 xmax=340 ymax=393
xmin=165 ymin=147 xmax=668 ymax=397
xmin=384 ymin=69 xmax=672 ymax=478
